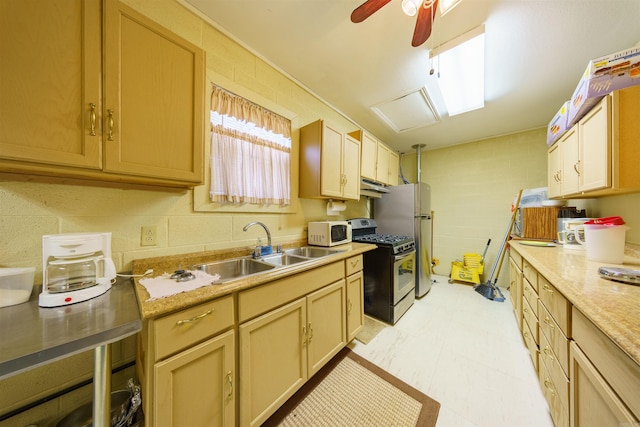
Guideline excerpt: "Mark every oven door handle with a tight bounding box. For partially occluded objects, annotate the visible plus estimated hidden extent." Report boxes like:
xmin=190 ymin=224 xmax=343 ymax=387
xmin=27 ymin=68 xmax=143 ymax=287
xmin=394 ymin=250 xmax=415 ymax=262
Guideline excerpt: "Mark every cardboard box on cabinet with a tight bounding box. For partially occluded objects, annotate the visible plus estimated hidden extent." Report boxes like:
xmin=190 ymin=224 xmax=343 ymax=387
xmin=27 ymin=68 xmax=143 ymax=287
xmin=567 ymin=46 xmax=640 ymax=126
xmin=547 ymin=101 xmax=570 ymax=146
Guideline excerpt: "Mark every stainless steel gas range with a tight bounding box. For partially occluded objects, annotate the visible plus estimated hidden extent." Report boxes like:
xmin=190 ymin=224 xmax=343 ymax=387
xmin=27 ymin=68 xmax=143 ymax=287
xmin=348 ymin=218 xmax=416 ymax=324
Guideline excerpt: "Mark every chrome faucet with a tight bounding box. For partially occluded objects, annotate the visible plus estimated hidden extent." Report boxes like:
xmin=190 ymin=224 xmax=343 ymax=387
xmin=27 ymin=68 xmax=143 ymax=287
xmin=243 ymin=221 xmax=272 ymax=257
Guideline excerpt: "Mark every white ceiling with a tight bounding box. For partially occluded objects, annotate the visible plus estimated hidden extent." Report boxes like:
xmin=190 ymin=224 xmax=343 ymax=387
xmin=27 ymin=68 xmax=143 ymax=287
xmin=182 ymin=0 xmax=640 ymax=153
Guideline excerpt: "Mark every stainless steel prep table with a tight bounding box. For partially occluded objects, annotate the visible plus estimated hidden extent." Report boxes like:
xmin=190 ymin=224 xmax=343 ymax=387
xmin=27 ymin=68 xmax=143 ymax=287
xmin=0 ymin=277 xmax=142 ymax=426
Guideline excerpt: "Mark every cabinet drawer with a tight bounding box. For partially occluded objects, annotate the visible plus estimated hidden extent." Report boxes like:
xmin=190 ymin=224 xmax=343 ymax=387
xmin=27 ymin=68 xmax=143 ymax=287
xmin=539 ymin=300 xmax=570 ymax=376
xmin=539 ymin=357 xmax=569 ymax=427
xmin=538 ymin=275 xmax=571 ymax=337
xmin=522 ymin=297 xmax=539 ymax=345
xmin=540 ymin=330 xmax=569 ymax=410
xmin=522 ymin=321 xmax=539 ymax=371
xmin=154 ymin=296 xmax=234 ymax=360
xmin=522 ymin=278 xmax=538 ymax=317
xmin=522 ymin=259 xmax=537 ymax=291
xmin=573 ymin=307 xmax=640 ymax=418
xmin=345 ymin=255 xmax=363 ymax=276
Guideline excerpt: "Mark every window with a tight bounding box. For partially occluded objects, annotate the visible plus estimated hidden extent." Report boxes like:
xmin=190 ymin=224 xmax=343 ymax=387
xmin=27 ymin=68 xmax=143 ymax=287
xmin=209 ymin=85 xmax=291 ymax=206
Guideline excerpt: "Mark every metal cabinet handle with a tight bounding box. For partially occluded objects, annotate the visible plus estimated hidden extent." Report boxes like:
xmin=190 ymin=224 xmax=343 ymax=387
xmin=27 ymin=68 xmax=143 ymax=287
xmin=543 ymin=346 xmax=554 ymax=360
xmin=107 ymin=109 xmax=115 ymax=141
xmin=89 ymin=103 xmax=96 ymax=136
xmin=350 ymin=258 xmax=360 ymax=267
xmin=543 ymin=378 xmax=556 ymax=396
xmin=543 ymin=284 xmax=554 ymax=294
xmin=574 ymin=160 xmax=581 ymax=176
xmin=175 ymin=309 xmax=214 ymax=326
xmin=543 ymin=316 xmax=554 ymax=329
xmin=302 ymin=326 xmax=307 ymax=347
xmin=348 ymin=300 xmax=353 ymax=314
xmin=226 ymin=371 xmax=233 ymax=402
xmin=307 ymin=323 xmax=313 ymax=343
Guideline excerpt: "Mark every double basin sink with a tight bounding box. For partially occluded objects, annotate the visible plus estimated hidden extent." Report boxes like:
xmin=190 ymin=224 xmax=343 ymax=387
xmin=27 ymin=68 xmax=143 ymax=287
xmin=193 ymin=246 xmax=345 ymax=283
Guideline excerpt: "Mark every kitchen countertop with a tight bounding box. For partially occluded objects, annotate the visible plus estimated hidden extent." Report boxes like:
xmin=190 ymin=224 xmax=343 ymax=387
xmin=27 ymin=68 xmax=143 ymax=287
xmin=131 ymin=241 xmax=377 ymax=320
xmin=509 ymin=241 xmax=640 ymax=366
xmin=0 ymin=277 xmax=142 ymax=380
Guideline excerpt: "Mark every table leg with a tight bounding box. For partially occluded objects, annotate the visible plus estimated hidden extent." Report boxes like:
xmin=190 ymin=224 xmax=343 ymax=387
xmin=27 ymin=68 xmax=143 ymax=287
xmin=93 ymin=343 xmax=111 ymax=427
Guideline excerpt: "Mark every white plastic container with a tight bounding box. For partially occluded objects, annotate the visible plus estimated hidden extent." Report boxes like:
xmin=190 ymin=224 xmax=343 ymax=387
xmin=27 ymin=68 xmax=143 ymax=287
xmin=575 ymin=217 xmax=630 ymax=264
xmin=0 ymin=267 xmax=36 ymax=308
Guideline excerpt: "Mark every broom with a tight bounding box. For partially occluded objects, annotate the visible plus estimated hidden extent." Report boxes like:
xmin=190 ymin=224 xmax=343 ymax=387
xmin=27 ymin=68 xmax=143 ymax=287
xmin=474 ymin=189 xmax=523 ymax=302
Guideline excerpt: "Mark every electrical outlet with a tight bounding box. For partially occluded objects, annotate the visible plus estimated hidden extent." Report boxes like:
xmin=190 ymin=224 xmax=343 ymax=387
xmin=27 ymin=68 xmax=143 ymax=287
xmin=141 ymin=226 xmax=157 ymax=246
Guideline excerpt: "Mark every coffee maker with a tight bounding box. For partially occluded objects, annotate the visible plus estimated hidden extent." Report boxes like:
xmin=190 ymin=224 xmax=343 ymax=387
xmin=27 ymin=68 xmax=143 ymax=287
xmin=39 ymin=232 xmax=116 ymax=307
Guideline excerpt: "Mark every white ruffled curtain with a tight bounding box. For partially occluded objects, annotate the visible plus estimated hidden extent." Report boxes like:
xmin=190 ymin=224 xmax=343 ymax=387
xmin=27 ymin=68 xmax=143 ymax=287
xmin=210 ymin=85 xmax=291 ymax=206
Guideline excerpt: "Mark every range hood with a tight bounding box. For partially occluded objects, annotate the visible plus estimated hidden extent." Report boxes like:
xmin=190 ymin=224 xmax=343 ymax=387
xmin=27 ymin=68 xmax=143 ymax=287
xmin=360 ymin=179 xmax=389 ymax=198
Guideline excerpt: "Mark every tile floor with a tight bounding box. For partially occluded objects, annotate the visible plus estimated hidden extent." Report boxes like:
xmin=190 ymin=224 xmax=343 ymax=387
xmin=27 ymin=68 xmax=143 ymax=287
xmin=349 ymin=275 xmax=554 ymax=427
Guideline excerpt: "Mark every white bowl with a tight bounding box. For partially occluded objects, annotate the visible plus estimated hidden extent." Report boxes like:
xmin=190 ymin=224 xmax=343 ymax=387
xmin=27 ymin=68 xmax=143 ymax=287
xmin=0 ymin=267 xmax=36 ymax=308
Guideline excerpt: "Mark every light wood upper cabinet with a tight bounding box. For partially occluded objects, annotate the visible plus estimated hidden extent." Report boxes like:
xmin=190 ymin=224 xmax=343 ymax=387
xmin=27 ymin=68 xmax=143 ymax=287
xmin=360 ymin=132 xmax=378 ymax=181
xmin=0 ymin=0 xmax=102 ymax=169
xmin=349 ymin=129 xmax=399 ymax=186
xmin=0 ymin=0 xmax=205 ymax=188
xmin=547 ymin=85 xmax=640 ymax=198
xmin=103 ymin=1 xmax=204 ymax=183
xmin=299 ymin=120 xmax=361 ymax=200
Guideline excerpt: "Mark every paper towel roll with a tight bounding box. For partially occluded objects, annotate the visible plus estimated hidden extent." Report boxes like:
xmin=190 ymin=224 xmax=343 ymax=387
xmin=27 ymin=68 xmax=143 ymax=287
xmin=327 ymin=200 xmax=346 ymax=215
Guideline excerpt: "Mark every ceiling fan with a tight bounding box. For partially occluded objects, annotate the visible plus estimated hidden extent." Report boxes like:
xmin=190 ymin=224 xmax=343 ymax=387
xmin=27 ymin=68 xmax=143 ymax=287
xmin=351 ymin=0 xmax=439 ymax=47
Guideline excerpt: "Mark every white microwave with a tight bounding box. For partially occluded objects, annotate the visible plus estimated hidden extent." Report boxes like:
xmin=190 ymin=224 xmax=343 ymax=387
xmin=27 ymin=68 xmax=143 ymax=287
xmin=307 ymin=221 xmax=352 ymax=247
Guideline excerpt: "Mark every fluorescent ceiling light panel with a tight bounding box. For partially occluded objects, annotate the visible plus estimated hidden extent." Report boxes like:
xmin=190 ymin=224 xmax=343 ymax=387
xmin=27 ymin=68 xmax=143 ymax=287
xmin=431 ymin=25 xmax=485 ymax=116
xmin=371 ymin=88 xmax=440 ymax=133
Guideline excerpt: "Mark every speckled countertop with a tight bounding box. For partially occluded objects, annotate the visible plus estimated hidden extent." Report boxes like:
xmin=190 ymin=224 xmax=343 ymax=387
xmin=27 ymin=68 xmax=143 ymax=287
xmin=131 ymin=241 xmax=377 ymax=320
xmin=509 ymin=240 xmax=640 ymax=366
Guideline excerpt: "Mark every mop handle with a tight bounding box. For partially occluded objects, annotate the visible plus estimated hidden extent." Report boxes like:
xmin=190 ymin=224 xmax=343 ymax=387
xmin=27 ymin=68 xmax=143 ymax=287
xmin=486 ymin=189 xmax=523 ymax=283
xmin=491 ymin=189 xmax=523 ymax=284
xmin=480 ymin=239 xmax=491 ymax=263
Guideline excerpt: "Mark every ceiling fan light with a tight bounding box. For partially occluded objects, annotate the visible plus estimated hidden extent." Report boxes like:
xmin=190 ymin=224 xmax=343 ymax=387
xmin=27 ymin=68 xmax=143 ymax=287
xmin=401 ymin=0 xmax=421 ymax=16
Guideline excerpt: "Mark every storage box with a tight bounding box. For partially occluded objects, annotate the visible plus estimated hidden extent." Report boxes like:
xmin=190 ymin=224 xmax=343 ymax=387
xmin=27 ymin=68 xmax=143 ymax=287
xmin=514 ymin=207 xmax=561 ymax=241
xmin=547 ymin=101 xmax=570 ymax=146
xmin=567 ymin=46 xmax=640 ymax=126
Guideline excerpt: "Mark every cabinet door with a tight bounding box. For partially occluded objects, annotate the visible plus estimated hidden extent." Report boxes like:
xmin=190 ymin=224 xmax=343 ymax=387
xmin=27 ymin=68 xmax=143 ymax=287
xmin=155 ymin=330 xmax=235 ymax=427
xmin=0 ymin=0 xmax=101 ymax=168
xmin=561 ymin=127 xmax=580 ymax=195
xmin=376 ymin=144 xmax=390 ymax=185
xmin=548 ymin=143 xmax=562 ymax=198
xmin=346 ymin=271 xmax=364 ymax=342
xmin=388 ymin=150 xmax=399 ymax=186
xmin=307 ymin=280 xmax=346 ymax=376
xmin=579 ymin=96 xmax=611 ymax=192
xmin=103 ymin=1 xmax=204 ymax=183
xmin=239 ymin=298 xmax=307 ymax=427
xmin=570 ymin=342 xmax=637 ymax=427
xmin=319 ymin=122 xmax=345 ymax=198
xmin=360 ymin=132 xmax=378 ymax=180
xmin=342 ymin=135 xmax=361 ymax=200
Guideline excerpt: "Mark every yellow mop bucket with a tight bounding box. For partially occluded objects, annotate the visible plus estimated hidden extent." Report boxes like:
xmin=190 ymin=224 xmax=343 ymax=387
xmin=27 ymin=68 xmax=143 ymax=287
xmin=449 ymin=240 xmax=490 ymax=285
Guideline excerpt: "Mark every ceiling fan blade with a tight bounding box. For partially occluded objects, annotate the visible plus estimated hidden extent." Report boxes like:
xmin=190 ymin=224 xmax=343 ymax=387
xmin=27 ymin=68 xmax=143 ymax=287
xmin=412 ymin=0 xmax=438 ymax=47
xmin=351 ymin=0 xmax=393 ymax=23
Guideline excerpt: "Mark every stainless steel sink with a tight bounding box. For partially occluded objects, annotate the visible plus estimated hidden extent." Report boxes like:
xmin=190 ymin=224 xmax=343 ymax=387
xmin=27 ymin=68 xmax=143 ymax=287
xmin=284 ymin=246 xmax=345 ymax=258
xmin=193 ymin=257 xmax=275 ymax=282
xmin=260 ymin=253 xmax=310 ymax=266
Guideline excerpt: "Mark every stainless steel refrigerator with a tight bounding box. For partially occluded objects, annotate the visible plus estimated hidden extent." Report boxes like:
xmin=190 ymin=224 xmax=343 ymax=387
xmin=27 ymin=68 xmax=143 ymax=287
xmin=374 ymin=182 xmax=432 ymax=297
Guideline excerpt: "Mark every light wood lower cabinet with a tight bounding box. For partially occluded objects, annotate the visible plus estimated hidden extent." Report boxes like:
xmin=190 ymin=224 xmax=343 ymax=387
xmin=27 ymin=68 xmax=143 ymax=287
xmin=569 ymin=341 xmax=636 ymax=427
xmin=155 ymin=330 xmax=235 ymax=426
xmin=138 ymin=296 xmax=236 ymax=427
xmin=346 ymin=255 xmax=364 ymax=341
xmin=239 ymin=279 xmax=346 ymax=427
xmin=508 ymin=250 xmax=523 ymax=329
